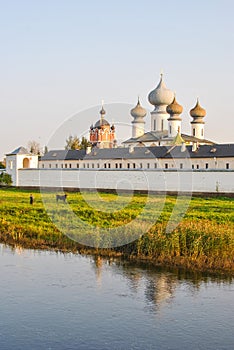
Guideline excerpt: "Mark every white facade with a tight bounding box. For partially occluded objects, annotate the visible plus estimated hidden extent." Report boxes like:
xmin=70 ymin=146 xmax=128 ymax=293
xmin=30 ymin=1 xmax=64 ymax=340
xmin=6 ymin=152 xmax=38 ymax=186
xmin=18 ymin=168 xmax=234 ymax=194
xmin=132 ymin=121 xmax=145 ymax=138
xmin=191 ymin=123 xmax=205 ymax=139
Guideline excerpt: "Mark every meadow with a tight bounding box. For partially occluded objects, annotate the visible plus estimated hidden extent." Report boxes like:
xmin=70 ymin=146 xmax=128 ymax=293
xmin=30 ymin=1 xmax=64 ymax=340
xmin=0 ymin=187 xmax=233 ymax=274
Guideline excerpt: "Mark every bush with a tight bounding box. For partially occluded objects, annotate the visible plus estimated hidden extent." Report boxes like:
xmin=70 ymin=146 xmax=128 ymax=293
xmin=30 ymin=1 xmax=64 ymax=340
xmin=0 ymin=172 xmax=12 ymax=186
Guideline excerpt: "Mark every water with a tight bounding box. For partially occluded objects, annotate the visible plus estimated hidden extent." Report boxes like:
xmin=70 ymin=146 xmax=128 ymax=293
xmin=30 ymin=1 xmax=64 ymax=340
xmin=0 ymin=244 xmax=233 ymax=350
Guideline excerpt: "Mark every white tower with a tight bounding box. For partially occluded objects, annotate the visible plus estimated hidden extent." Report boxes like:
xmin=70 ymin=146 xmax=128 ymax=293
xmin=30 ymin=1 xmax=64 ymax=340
xmin=5 ymin=147 xmax=38 ymax=186
xmin=190 ymin=99 xmax=206 ymax=139
xmin=131 ymin=98 xmax=146 ymax=138
xmin=148 ymin=74 xmax=174 ymax=132
xmin=166 ymin=96 xmax=183 ymax=138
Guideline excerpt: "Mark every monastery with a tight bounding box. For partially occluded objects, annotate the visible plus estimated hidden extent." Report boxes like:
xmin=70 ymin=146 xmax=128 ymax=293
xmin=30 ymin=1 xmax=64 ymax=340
xmin=5 ymin=74 xmax=234 ymax=193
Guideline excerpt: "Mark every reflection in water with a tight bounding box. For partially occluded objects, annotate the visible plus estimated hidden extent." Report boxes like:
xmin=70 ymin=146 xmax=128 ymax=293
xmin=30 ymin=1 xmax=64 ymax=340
xmin=0 ymin=244 xmax=233 ymax=350
xmin=89 ymin=255 xmax=233 ymax=313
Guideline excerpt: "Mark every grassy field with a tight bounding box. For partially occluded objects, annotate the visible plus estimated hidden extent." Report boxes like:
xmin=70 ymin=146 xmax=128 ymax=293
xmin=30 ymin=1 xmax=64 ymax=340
xmin=0 ymin=187 xmax=233 ymax=275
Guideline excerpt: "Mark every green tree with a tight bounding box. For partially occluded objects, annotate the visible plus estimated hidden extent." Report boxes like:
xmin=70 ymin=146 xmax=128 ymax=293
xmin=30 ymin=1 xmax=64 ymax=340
xmin=80 ymin=136 xmax=91 ymax=150
xmin=65 ymin=135 xmax=80 ymax=150
xmin=0 ymin=172 xmax=12 ymax=186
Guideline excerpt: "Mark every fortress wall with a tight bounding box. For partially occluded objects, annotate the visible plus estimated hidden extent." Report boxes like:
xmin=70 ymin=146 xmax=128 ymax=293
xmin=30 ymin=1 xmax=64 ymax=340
xmin=17 ymin=168 xmax=234 ymax=193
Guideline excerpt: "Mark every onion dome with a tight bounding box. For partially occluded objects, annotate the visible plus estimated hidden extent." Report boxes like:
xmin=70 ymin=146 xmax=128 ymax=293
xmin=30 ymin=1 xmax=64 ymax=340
xmin=148 ymin=74 xmax=174 ymax=107
xmin=100 ymin=105 xmax=106 ymax=116
xmin=166 ymin=96 xmax=183 ymax=115
xmin=190 ymin=99 xmax=206 ymax=118
xmin=94 ymin=103 xmax=110 ymax=128
xmin=131 ymin=97 xmax=147 ymax=119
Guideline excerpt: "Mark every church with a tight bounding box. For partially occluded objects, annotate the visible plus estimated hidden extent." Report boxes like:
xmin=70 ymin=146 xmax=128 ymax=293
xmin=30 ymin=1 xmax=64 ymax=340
xmin=123 ymin=74 xmax=213 ymax=148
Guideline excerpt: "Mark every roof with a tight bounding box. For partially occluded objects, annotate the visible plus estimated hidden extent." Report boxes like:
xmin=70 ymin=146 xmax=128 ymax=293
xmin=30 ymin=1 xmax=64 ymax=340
xmin=6 ymin=146 xmax=30 ymax=155
xmin=123 ymin=131 xmax=214 ymax=146
xmin=123 ymin=130 xmax=168 ymax=144
xmin=181 ymin=133 xmax=214 ymax=144
xmin=40 ymin=144 xmax=234 ymax=161
xmin=94 ymin=118 xmax=110 ymax=128
xmin=42 ymin=149 xmax=86 ymax=161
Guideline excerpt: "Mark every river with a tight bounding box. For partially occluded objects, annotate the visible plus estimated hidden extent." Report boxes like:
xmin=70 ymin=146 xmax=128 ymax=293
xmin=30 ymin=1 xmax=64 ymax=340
xmin=0 ymin=244 xmax=233 ymax=350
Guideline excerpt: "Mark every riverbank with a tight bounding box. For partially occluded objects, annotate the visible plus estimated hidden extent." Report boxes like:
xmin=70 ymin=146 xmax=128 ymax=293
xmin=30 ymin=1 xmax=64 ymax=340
xmin=0 ymin=187 xmax=233 ymax=275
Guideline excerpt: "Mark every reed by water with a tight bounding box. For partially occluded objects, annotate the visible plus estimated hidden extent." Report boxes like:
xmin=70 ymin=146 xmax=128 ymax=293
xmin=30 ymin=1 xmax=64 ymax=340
xmin=0 ymin=187 xmax=233 ymax=274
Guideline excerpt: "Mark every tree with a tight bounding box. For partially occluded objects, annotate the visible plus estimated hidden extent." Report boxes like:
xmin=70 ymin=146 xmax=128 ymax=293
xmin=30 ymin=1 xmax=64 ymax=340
xmin=65 ymin=135 xmax=80 ymax=150
xmin=0 ymin=172 xmax=12 ymax=186
xmin=80 ymin=136 xmax=91 ymax=150
xmin=65 ymin=135 xmax=90 ymax=150
xmin=28 ymin=140 xmax=41 ymax=155
xmin=0 ymin=162 xmax=5 ymax=169
xmin=43 ymin=145 xmax=49 ymax=154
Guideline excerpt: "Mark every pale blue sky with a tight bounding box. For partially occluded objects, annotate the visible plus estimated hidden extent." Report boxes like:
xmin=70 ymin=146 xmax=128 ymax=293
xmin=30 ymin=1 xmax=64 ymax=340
xmin=0 ymin=0 xmax=234 ymax=158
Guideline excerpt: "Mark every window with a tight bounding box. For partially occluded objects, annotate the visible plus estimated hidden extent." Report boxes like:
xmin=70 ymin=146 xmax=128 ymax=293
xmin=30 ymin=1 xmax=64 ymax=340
xmin=42 ymin=164 xmax=44 ymax=169
xmin=205 ymin=163 xmax=209 ymax=169
xmin=165 ymin=163 xmax=168 ymax=169
xmin=65 ymin=164 xmax=67 ymax=168
xmin=140 ymin=163 xmax=143 ymax=169
xmin=196 ymin=164 xmax=199 ymax=169
xmin=83 ymin=163 xmax=86 ymax=168
xmin=133 ymin=163 xmax=136 ymax=169
xmin=192 ymin=164 xmax=194 ymax=169
xmin=180 ymin=163 xmax=183 ymax=169
xmin=154 ymin=163 xmax=157 ymax=169
xmin=169 ymin=125 xmax=172 ymax=134
xmin=77 ymin=163 xmax=79 ymax=168
xmin=127 ymin=163 xmax=130 ymax=169
xmin=104 ymin=163 xmax=107 ymax=168
xmin=119 ymin=163 xmax=122 ymax=169
xmin=92 ymin=163 xmax=94 ymax=169
xmin=161 ymin=120 xmax=164 ymax=131
xmin=69 ymin=164 xmax=72 ymax=168
xmin=97 ymin=163 xmax=100 ymax=168
xmin=108 ymin=163 xmax=111 ymax=168
xmin=147 ymin=163 xmax=150 ymax=169
xmin=55 ymin=164 xmax=58 ymax=168
xmin=154 ymin=120 xmax=156 ymax=130
xmin=49 ymin=164 xmax=51 ymax=169
xmin=61 ymin=164 xmax=63 ymax=168
xmin=226 ymin=163 xmax=230 ymax=170
xmin=193 ymin=129 xmax=196 ymax=137
xmin=201 ymin=129 xmax=204 ymax=137
xmin=87 ymin=163 xmax=89 ymax=168
xmin=115 ymin=163 xmax=118 ymax=168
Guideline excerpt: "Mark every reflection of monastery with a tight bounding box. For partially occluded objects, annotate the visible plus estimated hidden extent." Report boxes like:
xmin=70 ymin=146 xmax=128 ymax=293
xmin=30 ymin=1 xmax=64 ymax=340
xmin=5 ymin=75 xmax=234 ymax=193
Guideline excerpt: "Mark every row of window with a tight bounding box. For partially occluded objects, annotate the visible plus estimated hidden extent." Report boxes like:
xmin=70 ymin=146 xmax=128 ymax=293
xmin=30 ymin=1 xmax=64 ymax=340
xmin=41 ymin=162 xmax=231 ymax=170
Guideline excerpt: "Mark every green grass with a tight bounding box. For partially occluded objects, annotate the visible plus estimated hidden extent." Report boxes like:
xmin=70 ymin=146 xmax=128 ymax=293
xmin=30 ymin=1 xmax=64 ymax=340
xmin=0 ymin=187 xmax=233 ymax=274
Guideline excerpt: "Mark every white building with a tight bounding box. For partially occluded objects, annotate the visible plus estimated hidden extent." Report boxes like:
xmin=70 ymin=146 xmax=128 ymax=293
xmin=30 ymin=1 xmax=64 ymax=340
xmin=5 ymin=147 xmax=38 ymax=186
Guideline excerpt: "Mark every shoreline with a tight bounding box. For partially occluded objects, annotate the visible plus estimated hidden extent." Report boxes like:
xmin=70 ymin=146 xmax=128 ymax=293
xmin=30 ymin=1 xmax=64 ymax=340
xmin=0 ymin=232 xmax=233 ymax=277
xmin=0 ymin=187 xmax=233 ymax=276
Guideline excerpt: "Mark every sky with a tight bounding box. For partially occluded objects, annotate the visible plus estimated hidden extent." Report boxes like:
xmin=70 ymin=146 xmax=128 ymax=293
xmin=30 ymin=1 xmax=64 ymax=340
xmin=0 ymin=0 xmax=234 ymax=159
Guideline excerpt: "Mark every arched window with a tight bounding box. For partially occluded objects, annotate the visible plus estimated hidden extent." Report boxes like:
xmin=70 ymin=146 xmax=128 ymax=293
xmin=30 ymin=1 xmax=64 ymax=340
xmin=23 ymin=158 xmax=29 ymax=168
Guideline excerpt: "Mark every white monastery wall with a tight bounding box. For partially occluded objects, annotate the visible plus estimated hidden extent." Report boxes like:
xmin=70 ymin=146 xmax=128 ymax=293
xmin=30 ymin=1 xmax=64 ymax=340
xmin=40 ymin=157 xmax=234 ymax=171
xmin=18 ymin=168 xmax=234 ymax=193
